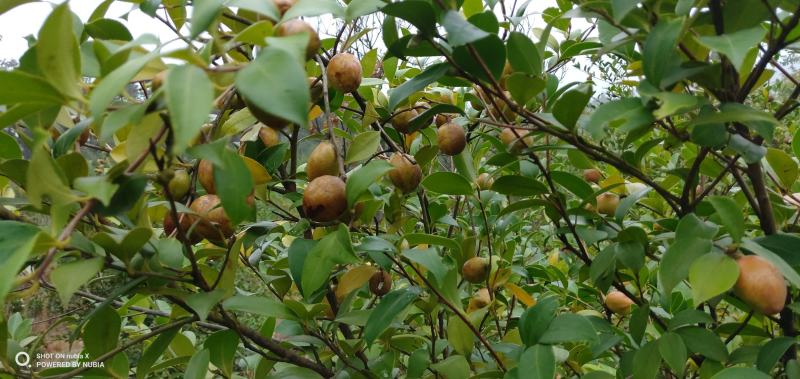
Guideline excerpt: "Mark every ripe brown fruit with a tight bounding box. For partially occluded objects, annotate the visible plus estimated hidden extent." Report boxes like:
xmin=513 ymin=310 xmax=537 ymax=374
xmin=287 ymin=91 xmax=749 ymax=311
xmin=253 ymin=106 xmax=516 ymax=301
xmin=435 ymin=113 xmax=452 ymax=127
xmin=462 ymin=257 xmax=489 ymax=284
xmin=499 ymin=128 xmax=532 ymax=152
xmin=583 ymin=169 xmax=602 ymax=183
xmin=596 ymin=193 xmax=620 ymax=216
xmin=307 ymin=141 xmax=339 ymax=180
xmin=388 ymin=153 xmax=422 ymax=194
xmin=734 ymin=255 xmax=787 ymax=315
xmin=605 ymin=291 xmax=634 ymax=315
xmin=164 ymin=213 xmax=203 ymax=244
xmin=259 ymin=126 xmax=279 ymax=147
xmin=327 ymin=53 xmax=362 ymax=93
xmin=168 ymin=169 xmax=191 ymax=199
xmin=475 ymin=173 xmax=494 ymax=190
xmin=437 ymin=122 xmax=466 ymax=156
xmin=274 ymin=0 xmax=295 ymax=15
xmin=302 ymin=175 xmax=347 ymax=222
xmin=369 ymin=270 xmax=392 ymax=296
xmin=198 ymin=160 xmax=216 ymax=194
xmin=391 ymin=107 xmax=419 ymax=133
xmin=190 ymin=194 xmax=234 ymax=244
xmin=275 ymin=19 xmax=320 ymax=60
xmin=468 ymin=288 xmax=492 ymax=310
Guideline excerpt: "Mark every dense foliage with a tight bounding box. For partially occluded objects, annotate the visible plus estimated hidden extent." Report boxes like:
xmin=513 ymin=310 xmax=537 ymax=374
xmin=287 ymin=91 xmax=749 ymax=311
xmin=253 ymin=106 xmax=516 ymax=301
xmin=2 ymin=0 xmax=800 ymax=378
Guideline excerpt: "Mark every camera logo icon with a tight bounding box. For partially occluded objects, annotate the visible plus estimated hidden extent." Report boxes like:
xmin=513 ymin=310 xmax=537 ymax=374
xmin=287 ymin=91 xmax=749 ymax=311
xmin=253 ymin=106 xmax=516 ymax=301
xmin=15 ymin=352 xmax=31 ymax=368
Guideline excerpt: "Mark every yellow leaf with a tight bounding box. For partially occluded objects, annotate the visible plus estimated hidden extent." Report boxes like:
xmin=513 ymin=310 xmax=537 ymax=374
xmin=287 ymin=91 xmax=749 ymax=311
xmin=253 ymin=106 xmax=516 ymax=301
xmin=335 ymin=265 xmax=378 ymax=301
xmin=308 ymin=105 xmax=323 ymax=123
xmin=505 ymin=283 xmax=536 ymax=308
xmin=242 ymin=156 xmax=271 ymax=185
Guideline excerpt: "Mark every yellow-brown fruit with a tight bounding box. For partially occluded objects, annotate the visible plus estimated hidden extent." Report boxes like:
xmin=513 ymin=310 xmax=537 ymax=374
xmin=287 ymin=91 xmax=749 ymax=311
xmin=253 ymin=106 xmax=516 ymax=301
xmin=499 ymin=128 xmax=532 ymax=152
xmin=190 ymin=194 xmax=235 ymax=244
xmin=437 ymin=122 xmax=466 ymax=156
xmin=151 ymin=70 xmax=167 ymax=92
xmin=583 ymin=168 xmax=602 ymax=183
xmin=734 ymin=255 xmax=787 ymax=315
xmin=605 ymin=291 xmax=634 ymax=315
xmin=369 ymin=270 xmax=392 ymax=296
xmin=499 ymin=62 xmax=513 ymax=90
xmin=435 ymin=113 xmax=452 ymax=127
xmin=596 ymin=193 xmax=620 ymax=216
xmin=327 ymin=53 xmax=362 ymax=93
xmin=476 ymin=173 xmax=494 ymax=190
xmin=274 ymin=0 xmax=295 ymax=15
xmin=391 ymin=108 xmax=419 ymax=133
xmin=163 ymin=213 xmax=203 ymax=244
xmin=307 ymin=141 xmax=339 ymax=180
xmin=198 ymin=160 xmax=216 ymax=194
xmin=388 ymin=153 xmax=422 ymax=194
xmin=168 ymin=169 xmax=191 ymax=199
xmin=468 ymin=288 xmax=492 ymax=310
xmin=462 ymin=257 xmax=489 ymax=283
xmin=275 ymin=19 xmax=320 ymax=60
xmin=303 ymin=175 xmax=347 ymax=222
xmin=259 ymin=126 xmax=280 ymax=147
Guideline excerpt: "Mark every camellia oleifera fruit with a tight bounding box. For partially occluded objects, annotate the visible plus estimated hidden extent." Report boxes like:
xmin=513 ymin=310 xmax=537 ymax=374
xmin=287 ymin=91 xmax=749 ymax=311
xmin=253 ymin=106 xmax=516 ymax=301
xmin=583 ymin=168 xmax=602 ymax=183
xmin=306 ymin=141 xmax=339 ymax=180
xmin=499 ymin=128 xmax=533 ymax=152
xmin=327 ymin=53 xmax=362 ymax=93
xmin=596 ymin=192 xmax=620 ymax=215
xmin=468 ymin=288 xmax=492 ymax=311
xmin=734 ymin=255 xmax=786 ymax=314
xmin=275 ymin=19 xmax=320 ymax=60
xmin=259 ymin=126 xmax=279 ymax=147
xmin=605 ymin=290 xmax=634 ymax=315
xmin=391 ymin=107 xmax=419 ymax=133
xmin=302 ymin=175 xmax=347 ymax=222
xmin=168 ymin=169 xmax=191 ymax=199
xmin=475 ymin=173 xmax=494 ymax=190
xmin=437 ymin=122 xmax=466 ymax=156
xmin=462 ymin=257 xmax=489 ymax=284
xmin=274 ymin=0 xmax=295 ymax=15
xmin=369 ymin=270 xmax=392 ymax=296
xmin=388 ymin=153 xmax=422 ymax=194
xmin=198 ymin=159 xmax=216 ymax=194
xmin=163 ymin=213 xmax=203 ymax=245
xmin=189 ymin=194 xmax=234 ymax=244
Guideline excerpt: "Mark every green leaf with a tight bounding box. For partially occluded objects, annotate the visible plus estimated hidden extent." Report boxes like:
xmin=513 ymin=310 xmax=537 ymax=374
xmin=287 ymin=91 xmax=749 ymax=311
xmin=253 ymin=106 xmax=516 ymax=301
xmin=84 ymin=305 xmax=121 ymax=358
xmin=345 ymin=0 xmax=384 ymax=22
xmin=753 ymin=234 xmax=800 ymax=267
xmin=166 ymin=65 xmax=214 ymax=154
xmin=633 ymin=341 xmax=661 ymax=379
xmin=446 ymin=314 xmax=474 ymax=355
xmin=676 ymin=326 xmax=729 ymax=362
xmin=229 ymin=0 xmax=280 ymax=21
xmin=552 ymin=83 xmax=592 ymax=129
xmin=189 ymin=140 xmax=255 ymax=224
xmin=345 ymin=131 xmax=381 ymax=164
xmin=90 ymin=51 xmax=160 ymax=116
xmin=51 ymin=257 xmax=104 ymax=305
xmin=283 ymin=0 xmax=343 ymax=20
xmin=643 ymin=18 xmax=683 ymax=88
xmin=615 ymin=187 xmax=652 ymax=223
xmin=766 ymin=148 xmax=798 ymax=189
xmin=707 ymin=196 xmax=744 ymax=242
xmin=757 ymin=337 xmax=795 ymax=373
xmin=0 ymin=0 xmax=36 ymax=15
xmin=402 ymin=248 xmax=447 ymax=285
xmin=659 ymin=332 xmax=688 ymax=375
xmin=539 ymin=313 xmax=597 ymax=344
xmin=184 ymin=349 xmax=210 ymax=379
xmin=518 ymin=344 xmax=556 ymax=379
xmin=689 ymin=253 xmax=739 ymax=305
xmin=37 ymin=2 xmax=82 ymax=100
xmin=697 ymin=27 xmax=766 ymax=72
xmin=204 ymin=330 xmax=239 ymax=378
xmin=0 ymin=70 xmax=65 ymax=105
xmin=301 ymin=225 xmax=358 ymax=296
xmin=185 ymin=289 xmax=225 ymax=322
xmin=381 ymin=0 xmax=437 ymax=36
xmin=506 ymin=73 xmax=546 ymax=105
xmin=74 ymin=176 xmax=119 ymax=206
xmin=421 ymin=172 xmax=473 ymax=196
xmin=85 ymin=18 xmax=133 ymax=41
xmin=408 ymin=103 xmax=465 ymax=131
xmin=402 ymin=233 xmax=461 ymax=254
xmin=430 ymin=355 xmax=470 ymax=379
xmin=364 ymin=287 xmax=421 ymax=344
xmin=551 ymin=170 xmax=593 ymax=200
xmin=236 ymin=47 xmax=309 ymax=127
xmin=136 ymin=326 xmax=180 ymax=379
xmin=710 ymin=367 xmax=771 ymax=379
xmin=442 ymin=10 xmax=488 ymax=47
xmin=660 ymin=214 xmax=718 ymax=295
xmin=452 ymin=35 xmax=506 ymax=82
xmin=689 ymin=103 xmax=777 ymax=141
xmin=612 ymin=0 xmax=642 ymax=22
xmin=792 ymin=129 xmax=800 ymax=159
xmin=0 ymin=221 xmax=42 ymax=303
xmin=741 ymin=239 xmax=800 ymax=288
xmin=190 ymin=0 xmax=223 ymax=38
xmin=584 ymin=98 xmax=654 ymax=140
xmin=0 ymin=130 xmax=21 ymax=160
xmin=388 ymin=63 xmax=449 ymax=111
xmin=729 ymin=134 xmax=767 ymax=164
xmin=222 ymin=296 xmax=297 ymax=320
xmin=491 ymin=175 xmax=548 ymax=196
xmin=346 ymin=160 xmax=393 ymax=206
xmin=507 ymin=32 xmax=542 ymax=76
